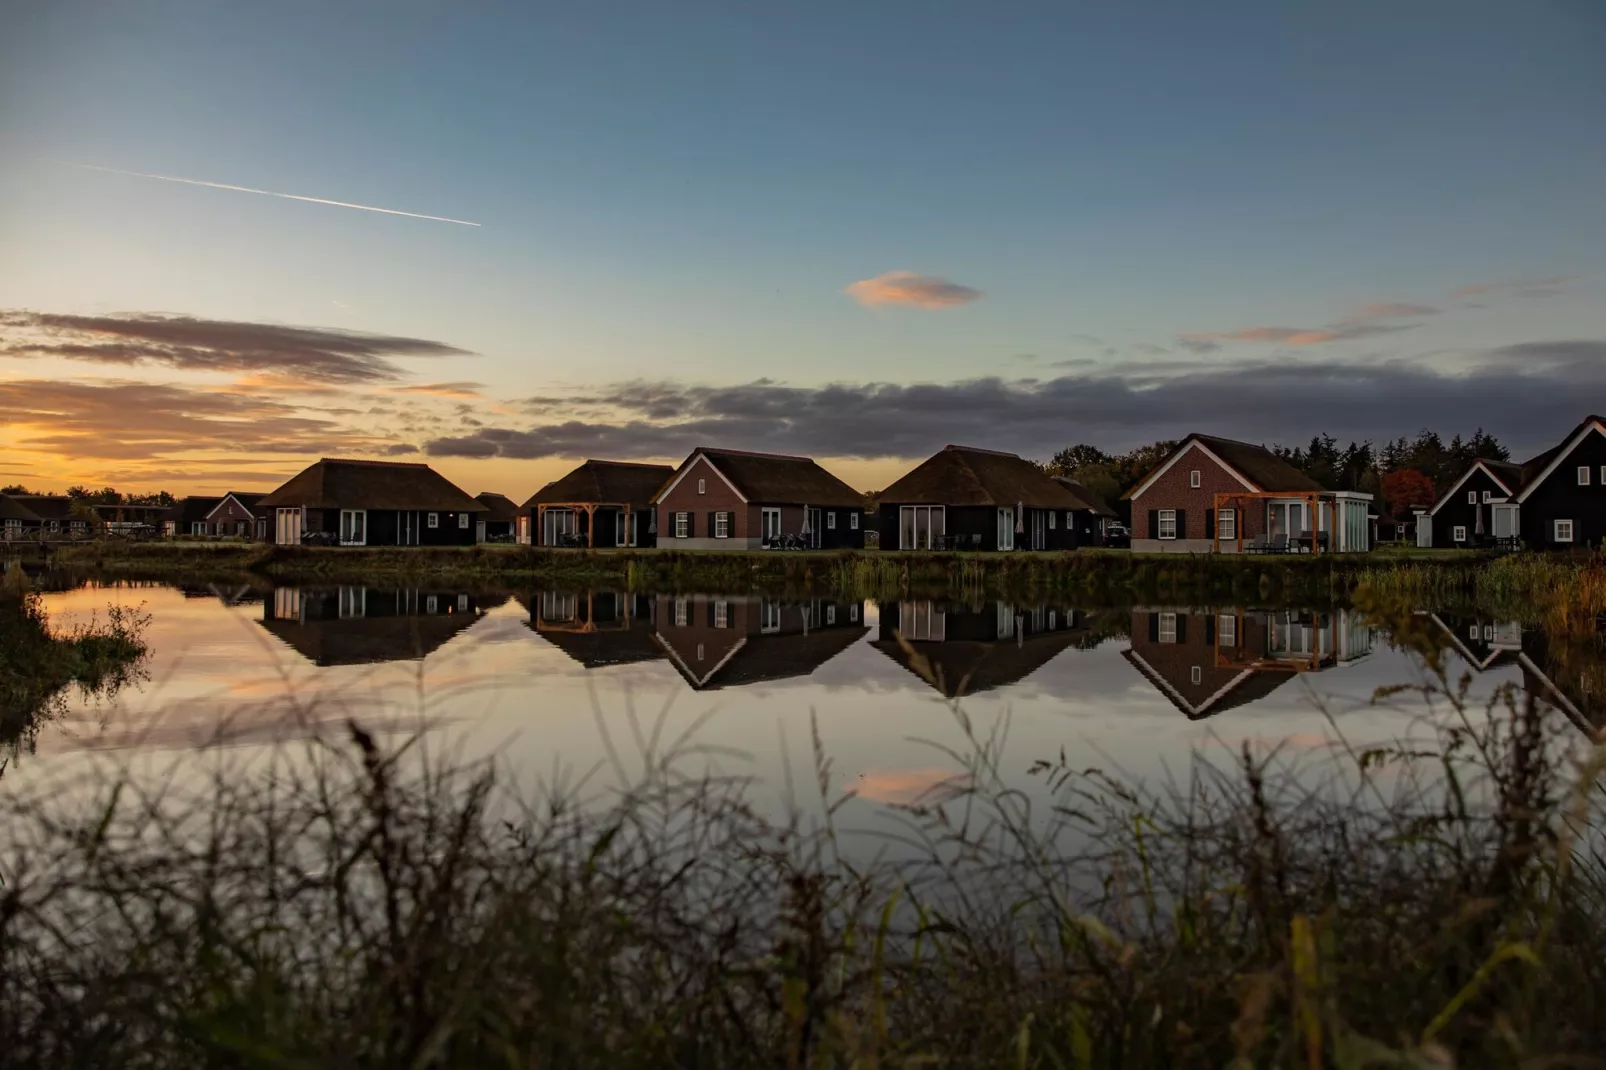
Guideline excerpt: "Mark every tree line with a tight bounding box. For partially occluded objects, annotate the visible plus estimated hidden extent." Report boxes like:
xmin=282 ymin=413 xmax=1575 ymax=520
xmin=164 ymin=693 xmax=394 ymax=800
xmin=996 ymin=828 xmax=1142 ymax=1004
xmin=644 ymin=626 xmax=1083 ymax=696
xmin=1 ymin=485 xmax=176 ymax=507
xmin=1042 ymin=428 xmax=1511 ymax=520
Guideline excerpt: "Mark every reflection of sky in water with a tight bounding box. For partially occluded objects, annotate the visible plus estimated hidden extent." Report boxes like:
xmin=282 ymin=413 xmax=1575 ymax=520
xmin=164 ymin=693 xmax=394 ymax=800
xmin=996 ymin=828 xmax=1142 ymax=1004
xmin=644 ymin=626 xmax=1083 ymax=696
xmin=18 ymin=585 xmax=1573 ymax=846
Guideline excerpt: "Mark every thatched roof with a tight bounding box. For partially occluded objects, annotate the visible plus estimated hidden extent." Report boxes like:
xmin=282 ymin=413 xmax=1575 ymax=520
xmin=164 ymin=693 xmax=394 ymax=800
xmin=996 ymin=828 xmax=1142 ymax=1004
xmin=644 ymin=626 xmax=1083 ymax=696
xmin=878 ymin=446 xmax=1082 ymax=508
xmin=164 ymin=496 xmax=222 ymax=525
xmin=9 ymin=496 xmax=73 ymax=521
xmin=474 ymin=492 xmax=520 ymax=523
xmin=525 ymin=460 xmax=675 ymax=508
xmin=0 ymin=494 xmax=42 ymax=523
xmin=873 ymin=631 xmax=1082 ymax=697
xmin=667 ymin=448 xmax=862 ymax=507
xmin=532 ymin=622 xmax=666 ymax=669
xmin=259 ymin=459 xmax=482 ymax=512
xmin=1519 ymin=415 xmax=1606 ymax=490
xmin=1051 ymin=476 xmax=1119 ymax=517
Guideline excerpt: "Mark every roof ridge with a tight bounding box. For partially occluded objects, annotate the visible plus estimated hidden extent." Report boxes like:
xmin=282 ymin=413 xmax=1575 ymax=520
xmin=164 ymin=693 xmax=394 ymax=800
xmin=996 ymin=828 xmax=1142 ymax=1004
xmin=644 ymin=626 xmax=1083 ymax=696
xmin=697 ymin=446 xmax=816 ymax=463
xmin=943 ymin=444 xmax=1023 ymax=458
xmin=316 ymin=457 xmax=430 ymax=469
xmin=584 ymin=459 xmax=674 ymax=468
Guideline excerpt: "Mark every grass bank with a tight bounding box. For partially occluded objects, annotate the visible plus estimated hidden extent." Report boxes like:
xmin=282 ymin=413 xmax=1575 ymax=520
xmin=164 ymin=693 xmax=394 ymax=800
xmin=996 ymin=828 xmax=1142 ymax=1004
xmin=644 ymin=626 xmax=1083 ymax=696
xmin=2 ymin=624 xmax=1603 ymax=1067
xmin=44 ymin=540 xmax=1497 ymax=604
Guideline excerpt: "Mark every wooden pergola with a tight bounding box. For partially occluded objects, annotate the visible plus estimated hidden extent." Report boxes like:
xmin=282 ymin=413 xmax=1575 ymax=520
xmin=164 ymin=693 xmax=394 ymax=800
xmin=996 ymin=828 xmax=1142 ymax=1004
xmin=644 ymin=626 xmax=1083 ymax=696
xmin=1211 ymin=491 xmax=1338 ymax=555
xmin=535 ymin=502 xmax=638 ymax=548
xmin=1211 ymin=608 xmax=1328 ymax=673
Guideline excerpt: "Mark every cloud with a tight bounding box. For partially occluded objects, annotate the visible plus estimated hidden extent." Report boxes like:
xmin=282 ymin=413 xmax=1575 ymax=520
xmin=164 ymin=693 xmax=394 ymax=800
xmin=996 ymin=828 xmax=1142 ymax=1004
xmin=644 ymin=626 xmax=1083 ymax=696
xmin=1451 ymin=276 xmax=1575 ymax=300
xmin=423 ymin=340 xmax=1606 ymax=464
xmin=1179 ymin=299 xmax=1439 ymax=350
xmin=856 ymin=768 xmax=972 ymax=806
xmin=1341 ymin=303 xmax=1441 ymax=323
xmin=0 ymin=310 xmax=471 ymax=385
xmin=844 ymin=271 xmax=983 ymax=309
xmin=387 ymin=381 xmax=485 ymax=399
xmin=383 ymin=443 xmax=421 ymax=455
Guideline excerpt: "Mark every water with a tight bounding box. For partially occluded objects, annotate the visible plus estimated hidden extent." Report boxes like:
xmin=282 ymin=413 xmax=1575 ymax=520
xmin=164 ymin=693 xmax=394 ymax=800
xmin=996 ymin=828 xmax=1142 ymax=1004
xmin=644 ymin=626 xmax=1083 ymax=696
xmin=14 ymin=581 xmax=1601 ymax=836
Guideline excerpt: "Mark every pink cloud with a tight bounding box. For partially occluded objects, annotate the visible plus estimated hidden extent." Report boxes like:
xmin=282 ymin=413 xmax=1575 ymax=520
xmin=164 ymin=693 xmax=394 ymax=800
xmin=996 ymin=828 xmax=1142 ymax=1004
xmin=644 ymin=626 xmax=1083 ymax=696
xmin=855 ymin=767 xmax=972 ymax=805
xmin=845 ymin=270 xmax=983 ymax=309
xmin=1342 ymin=302 xmax=1440 ymax=323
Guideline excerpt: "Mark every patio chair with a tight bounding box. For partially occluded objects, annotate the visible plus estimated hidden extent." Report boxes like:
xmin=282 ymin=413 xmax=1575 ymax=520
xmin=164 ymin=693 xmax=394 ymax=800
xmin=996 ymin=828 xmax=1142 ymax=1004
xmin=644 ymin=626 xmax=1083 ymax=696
xmin=1243 ymin=534 xmax=1270 ymax=554
xmin=1268 ymin=533 xmax=1289 ymax=554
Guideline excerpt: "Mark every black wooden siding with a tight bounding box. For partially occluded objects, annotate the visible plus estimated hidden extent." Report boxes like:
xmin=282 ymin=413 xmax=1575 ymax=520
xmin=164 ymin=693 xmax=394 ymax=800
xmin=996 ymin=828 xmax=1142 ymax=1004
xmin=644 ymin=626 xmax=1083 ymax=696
xmin=1522 ymin=430 xmax=1606 ymax=549
xmin=1430 ymin=468 xmax=1514 ymax=547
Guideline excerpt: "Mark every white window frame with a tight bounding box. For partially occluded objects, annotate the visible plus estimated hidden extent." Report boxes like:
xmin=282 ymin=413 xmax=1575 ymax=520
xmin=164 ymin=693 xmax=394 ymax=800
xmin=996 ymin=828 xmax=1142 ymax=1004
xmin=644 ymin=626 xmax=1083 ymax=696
xmin=1218 ymin=613 xmax=1236 ymax=645
xmin=1467 ymin=490 xmax=1478 ymax=504
xmin=1157 ymin=509 xmax=1177 ymax=540
xmin=674 ymin=597 xmax=689 ymax=626
xmin=338 ymin=586 xmax=366 ymax=619
xmin=696 ymin=643 xmax=705 ymax=662
xmin=714 ymin=599 xmax=728 ymax=628
xmin=457 ymin=594 xmax=469 ymax=612
xmin=712 ymin=511 xmax=729 ymax=538
xmin=850 ymin=512 xmax=859 ymax=530
xmin=1555 ymin=519 xmax=1574 ymax=543
xmin=425 ymin=595 xmax=438 ymax=613
xmin=427 ymin=512 xmax=439 ymax=529
xmin=698 ymin=478 xmax=706 ymax=495
xmin=1158 ymin=612 xmax=1177 ymax=643
xmin=826 ymin=605 xmax=836 ymax=625
xmin=191 ymin=521 xmax=206 ymax=536
xmin=760 ymin=600 xmax=781 ymax=634
xmin=1190 ymin=666 xmax=1202 ymax=685
xmin=1047 ymin=511 xmax=1056 ymax=530
xmin=614 ymin=511 xmax=626 ymax=544
xmin=1482 ymin=491 xmax=1492 ymax=503
xmin=1189 ymin=470 xmax=1201 ymax=488
xmin=674 ymin=511 xmax=689 ymax=539
xmin=1468 ymin=623 xmax=1479 ymax=641
xmin=1600 ymin=466 xmax=1606 ymax=485
xmin=899 ymin=505 xmax=944 ymax=550
xmin=1452 ymin=525 xmax=1467 ymax=542
xmin=849 ymin=603 xmax=859 ymax=622
xmin=1217 ymin=508 xmax=1236 ymax=541
xmin=458 ymin=512 xmax=469 ymax=529
xmin=762 ymin=507 xmax=782 ymax=544
xmin=826 ymin=511 xmax=836 ymax=530
xmin=339 ymin=509 xmax=367 ymax=546
xmin=1579 ymin=467 xmax=1592 ymax=486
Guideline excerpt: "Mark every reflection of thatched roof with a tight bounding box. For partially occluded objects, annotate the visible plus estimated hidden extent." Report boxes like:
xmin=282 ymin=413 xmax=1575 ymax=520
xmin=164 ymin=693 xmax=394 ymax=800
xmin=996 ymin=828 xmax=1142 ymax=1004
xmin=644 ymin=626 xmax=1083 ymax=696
xmin=658 ymin=626 xmax=868 ymax=690
xmin=525 ymin=461 xmax=675 ymax=508
xmin=872 ymin=632 xmax=1081 ymax=697
xmin=259 ymin=594 xmax=505 ymax=667
xmin=531 ymin=621 xmax=666 ymax=669
xmin=879 ymin=446 xmax=1083 ymax=508
xmin=260 ymin=459 xmax=482 ymax=512
xmin=664 ymin=449 xmax=862 ymax=507
xmin=1120 ymin=650 xmax=1293 ymax=720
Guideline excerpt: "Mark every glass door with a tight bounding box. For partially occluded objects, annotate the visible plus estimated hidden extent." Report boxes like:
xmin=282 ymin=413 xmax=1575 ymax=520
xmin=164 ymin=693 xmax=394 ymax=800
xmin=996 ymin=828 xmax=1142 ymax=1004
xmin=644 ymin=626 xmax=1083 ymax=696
xmin=997 ymin=508 xmax=1015 ymax=550
xmin=762 ymin=508 xmax=782 ymax=545
xmin=807 ymin=507 xmax=822 ymax=548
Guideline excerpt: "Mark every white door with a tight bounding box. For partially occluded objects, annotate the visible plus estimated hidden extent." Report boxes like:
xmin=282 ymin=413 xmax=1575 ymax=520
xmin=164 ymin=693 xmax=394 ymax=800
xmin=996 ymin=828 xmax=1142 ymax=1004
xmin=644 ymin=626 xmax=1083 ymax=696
xmin=763 ymin=508 xmax=782 ymax=544
xmin=1416 ymin=515 xmax=1433 ymax=548
xmin=1030 ymin=510 xmax=1045 ymax=550
xmin=997 ymin=508 xmax=1014 ymax=550
xmin=1492 ymin=505 xmax=1519 ymax=541
xmin=806 ymin=507 xmax=822 ymax=548
xmin=275 ymin=508 xmax=302 ymax=546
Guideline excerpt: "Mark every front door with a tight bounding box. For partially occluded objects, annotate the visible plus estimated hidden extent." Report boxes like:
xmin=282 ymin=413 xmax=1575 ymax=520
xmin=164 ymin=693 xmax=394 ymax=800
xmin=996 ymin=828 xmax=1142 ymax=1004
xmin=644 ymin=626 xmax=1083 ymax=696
xmin=996 ymin=508 xmax=1015 ymax=551
xmin=763 ymin=508 xmax=782 ymax=545
xmin=399 ymin=511 xmax=419 ymax=546
xmin=806 ymin=507 xmax=822 ymax=548
xmin=1030 ymin=510 xmax=1046 ymax=550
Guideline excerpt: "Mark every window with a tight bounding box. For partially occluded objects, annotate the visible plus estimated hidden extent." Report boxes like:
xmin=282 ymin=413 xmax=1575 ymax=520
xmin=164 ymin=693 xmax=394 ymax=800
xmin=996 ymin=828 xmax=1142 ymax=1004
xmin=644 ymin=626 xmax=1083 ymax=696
xmin=1483 ymin=625 xmax=1494 ymax=642
xmin=457 ymin=594 xmax=469 ymax=612
xmin=1067 ymin=511 xmax=1075 ymax=529
xmin=760 ymin=600 xmax=781 ymax=634
xmin=762 ymin=507 xmax=782 ymax=545
xmin=1048 ymin=609 xmax=1057 ymax=629
xmin=1218 ymin=613 xmax=1236 ymax=645
xmin=1158 ymin=612 xmax=1177 ymax=643
xmin=849 ymin=604 xmax=859 ymax=622
xmin=1555 ymin=519 xmax=1575 ymax=543
xmin=1047 ymin=511 xmax=1056 ymax=530
xmin=1468 ymin=624 xmax=1479 ymax=641
xmin=47 ymin=519 xmax=59 ymax=533
xmin=1579 ymin=467 xmax=1592 ymax=486
xmin=339 ymin=509 xmax=366 ymax=546
xmin=1217 ymin=509 xmax=1236 ymax=541
xmin=1189 ymin=470 xmax=1201 ymax=488
xmin=826 ymin=511 xmax=836 ymax=530
xmin=674 ymin=597 xmax=689 ymax=626
xmin=898 ymin=505 xmax=944 ymax=549
xmin=850 ymin=512 xmax=859 ymax=530
xmin=1452 ymin=525 xmax=1467 ymax=542
xmin=1190 ymin=666 xmax=1202 ymax=685
xmin=425 ymin=595 xmax=438 ymax=613
xmin=1601 ymin=466 xmax=1606 ymax=485
xmin=1468 ymin=491 xmax=1478 ymax=504
xmin=698 ymin=478 xmax=706 ymax=495
xmin=338 ymin=587 xmax=366 ymax=619
xmin=826 ymin=605 xmax=836 ymax=625
xmin=696 ymin=643 xmax=705 ymax=662
xmin=674 ymin=512 xmax=689 ymax=538
xmin=1157 ymin=510 xmax=1177 ymax=540
xmin=459 ymin=512 xmax=469 ymax=529
xmin=191 ymin=521 xmax=206 ymax=536
xmin=714 ymin=599 xmax=728 ymax=628
xmin=714 ymin=511 xmax=730 ymax=538
xmin=427 ymin=512 xmax=439 ymax=528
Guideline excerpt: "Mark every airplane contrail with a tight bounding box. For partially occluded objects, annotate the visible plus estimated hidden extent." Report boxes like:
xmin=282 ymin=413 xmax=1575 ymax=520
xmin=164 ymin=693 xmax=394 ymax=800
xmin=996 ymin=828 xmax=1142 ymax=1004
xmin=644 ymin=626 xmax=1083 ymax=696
xmin=63 ymin=162 xmax=482 ymax=227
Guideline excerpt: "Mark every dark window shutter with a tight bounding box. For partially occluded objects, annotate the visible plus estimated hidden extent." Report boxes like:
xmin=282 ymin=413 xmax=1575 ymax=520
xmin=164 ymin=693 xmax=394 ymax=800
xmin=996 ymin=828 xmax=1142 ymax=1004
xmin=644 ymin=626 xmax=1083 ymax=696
xmin=1204 ymin=509 xmax=1215 ymax=540
xmin=1204 ymin=614 xmax=1215 ymax=644
xmin=708 ymin=511 xmax=716 ymax=538
xmin=1148 ymin=613 xmax=1160 ymax=642
xmin=706 ymin=599 xmax=715 ymax=626
xmin=1175 ymin=509 xmax=1188 ymax=538
xmin=1175 ymin=614 xmax=1188 ymax=643
xmin=1147 ymin=510 xmax=1159 ymax=538
xmin=686 ymin=512 xmax=696 ymax=537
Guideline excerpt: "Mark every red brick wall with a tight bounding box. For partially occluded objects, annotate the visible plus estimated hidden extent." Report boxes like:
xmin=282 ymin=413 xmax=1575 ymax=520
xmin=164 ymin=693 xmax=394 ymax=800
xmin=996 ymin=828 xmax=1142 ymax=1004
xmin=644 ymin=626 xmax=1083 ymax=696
xmin=1127 ymin=609 xmax=1270 ymax=709
xmin=209 ymin=497 xmax=259 ymax=535
xmin=658 ymin=456 xmax=748 ymax=541
xmin=1131 ymin=443 xmax=1265 ymax=541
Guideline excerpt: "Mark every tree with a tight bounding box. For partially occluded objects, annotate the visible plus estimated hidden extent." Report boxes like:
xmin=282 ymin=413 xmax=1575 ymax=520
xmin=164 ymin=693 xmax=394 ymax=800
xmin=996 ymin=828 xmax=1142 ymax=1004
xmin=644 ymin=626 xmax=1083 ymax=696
xmin=0 ymin=484 xmax=30 ymax=496
xmin=1381 ymin=468 xmax=1436 ymax=518
xmin=1043 ymin=444 xmax=1111 ymax=476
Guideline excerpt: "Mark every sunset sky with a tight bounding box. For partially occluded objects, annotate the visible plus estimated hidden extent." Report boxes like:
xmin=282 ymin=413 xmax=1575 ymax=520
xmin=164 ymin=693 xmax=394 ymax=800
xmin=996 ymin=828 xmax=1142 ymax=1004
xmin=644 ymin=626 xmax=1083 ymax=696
xmin=3 ymin=1 xmax=1604 ymax=497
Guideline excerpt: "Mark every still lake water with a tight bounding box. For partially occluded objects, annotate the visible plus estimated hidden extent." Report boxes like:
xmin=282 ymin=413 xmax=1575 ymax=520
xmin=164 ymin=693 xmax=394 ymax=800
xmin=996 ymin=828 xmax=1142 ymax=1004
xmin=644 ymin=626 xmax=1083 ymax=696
xmin=17 ymin=581 xmax=1601 ymax=835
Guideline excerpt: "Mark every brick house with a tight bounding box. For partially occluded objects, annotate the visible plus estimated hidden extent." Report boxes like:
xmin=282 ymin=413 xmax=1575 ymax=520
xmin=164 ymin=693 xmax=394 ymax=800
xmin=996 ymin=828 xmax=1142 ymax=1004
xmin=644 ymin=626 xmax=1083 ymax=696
xmin=651 ymin=594 xmax=868 ymax=689
xmin=207 ymin=492 xmax=268 ymax=539
xmin=163 ymin=496 xmax=223 ymax=536
xmin=653 ymin=448 xmax=865 ymax=550
xmin=521 ymin=460 xmax=673 ymax=547
xmin=259 ymin=458 xmax=484 ymax=546
xmin=1419 ymin=414 xmax=1606 ymax=550
xmin=1125 ymin=434 xmax=1373 ymax=553
xmin=875 ymin=445 xmax=1090 ymax=551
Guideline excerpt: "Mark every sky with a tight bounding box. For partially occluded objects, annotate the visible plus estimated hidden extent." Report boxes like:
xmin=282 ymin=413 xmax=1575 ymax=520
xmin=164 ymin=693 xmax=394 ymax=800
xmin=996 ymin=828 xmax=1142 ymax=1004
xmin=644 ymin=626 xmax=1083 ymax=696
xmin=2 ymin=1 xmax=1604 ymax=496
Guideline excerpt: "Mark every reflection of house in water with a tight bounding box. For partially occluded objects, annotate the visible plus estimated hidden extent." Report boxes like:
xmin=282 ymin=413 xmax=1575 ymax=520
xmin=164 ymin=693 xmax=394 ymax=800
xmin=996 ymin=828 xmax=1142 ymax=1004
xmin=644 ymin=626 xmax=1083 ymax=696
xmin=523 ymin=591 xmax=665 ymax=669
xmin=1428 ymin=613 xmax=1601 ymax=736
xmin=1123 ymin=607 xmax=1374 ymax=719
xmin=874 ymin=601 xmax=1090 ymax=697
xmin=260 ymin=587 xmax=505 ymax=666
xmin=178 ymin=583 xmax=265 ymax=608
xmin=652 ymin=595 xmax=868 ymax=690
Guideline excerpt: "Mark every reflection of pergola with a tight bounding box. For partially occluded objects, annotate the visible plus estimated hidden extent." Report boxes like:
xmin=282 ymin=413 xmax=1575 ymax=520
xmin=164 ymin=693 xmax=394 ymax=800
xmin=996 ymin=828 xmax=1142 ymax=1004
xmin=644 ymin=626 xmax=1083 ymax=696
xmin=536 ymin=591 xmax=642 ymax=633
xmin=1211 ymin=608 xmax=1327 ymax=673
xmin=1212 ymin=491 xmax=1338 ymax=554
xmin=535 ymin=502 xmax=639 ymax=548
